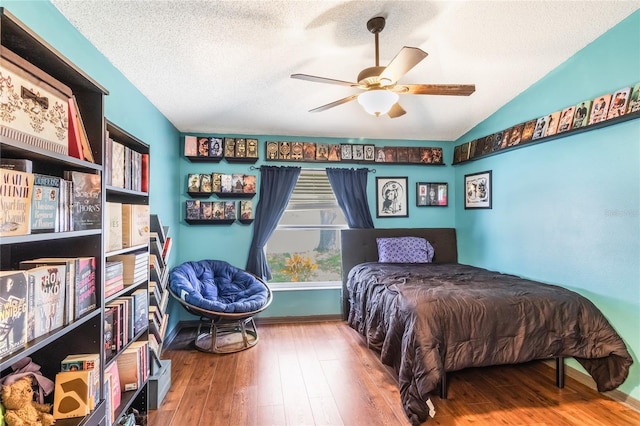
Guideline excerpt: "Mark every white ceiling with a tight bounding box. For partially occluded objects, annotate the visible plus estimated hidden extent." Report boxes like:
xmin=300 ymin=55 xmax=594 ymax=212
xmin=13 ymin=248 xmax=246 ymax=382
xmin=50 ymin=0 xmax=640 ymax=142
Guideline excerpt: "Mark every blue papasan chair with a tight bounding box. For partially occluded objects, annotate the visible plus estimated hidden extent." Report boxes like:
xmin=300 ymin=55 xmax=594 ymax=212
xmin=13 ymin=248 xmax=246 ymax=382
xmin=169 ymin=260 xmax=272 ymax=353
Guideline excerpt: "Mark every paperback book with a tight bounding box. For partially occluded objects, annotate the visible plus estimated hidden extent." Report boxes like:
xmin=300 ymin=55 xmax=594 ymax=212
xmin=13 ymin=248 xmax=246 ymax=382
xmin=30 ymin=173 xmax=60 ymax=233
xmin=0 ymin=270 xmax=28 ymax=357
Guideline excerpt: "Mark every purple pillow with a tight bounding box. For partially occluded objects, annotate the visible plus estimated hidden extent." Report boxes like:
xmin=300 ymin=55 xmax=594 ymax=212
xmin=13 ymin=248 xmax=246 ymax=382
xmin=376 ymin=237 xmax=434 ymax=263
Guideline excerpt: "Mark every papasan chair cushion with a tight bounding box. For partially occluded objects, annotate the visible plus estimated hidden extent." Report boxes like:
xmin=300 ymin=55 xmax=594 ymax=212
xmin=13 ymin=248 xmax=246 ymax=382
xmin=169 ymin=260 xmax=269 ymax=314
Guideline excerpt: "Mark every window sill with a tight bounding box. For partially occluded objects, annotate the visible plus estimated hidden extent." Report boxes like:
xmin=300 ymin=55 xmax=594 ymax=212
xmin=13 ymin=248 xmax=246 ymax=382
xmin=268 ymin=281 xmax=342 ymax=291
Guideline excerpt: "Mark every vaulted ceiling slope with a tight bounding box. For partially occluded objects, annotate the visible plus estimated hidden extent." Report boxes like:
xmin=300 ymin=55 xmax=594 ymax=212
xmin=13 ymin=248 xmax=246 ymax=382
xmin=51 ymin=1 xmax=640 ymax=141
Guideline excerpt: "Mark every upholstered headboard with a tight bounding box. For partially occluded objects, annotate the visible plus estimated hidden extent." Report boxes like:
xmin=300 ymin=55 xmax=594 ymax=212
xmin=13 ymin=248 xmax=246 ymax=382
xmin=340 ymin=228 xmax=458 ymax=318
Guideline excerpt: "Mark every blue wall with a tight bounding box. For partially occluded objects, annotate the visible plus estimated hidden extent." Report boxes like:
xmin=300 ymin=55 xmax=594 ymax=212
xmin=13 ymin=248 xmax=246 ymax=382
xmin=454 ymin=11 xmax=640 ymax=400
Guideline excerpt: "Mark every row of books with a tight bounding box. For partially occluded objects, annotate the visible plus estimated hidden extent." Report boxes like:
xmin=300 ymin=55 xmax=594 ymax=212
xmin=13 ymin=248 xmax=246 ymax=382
xmin=0 ymin=164 xmax=102 ymax=237
xmin=185 ymin=200 xmax=253 ymax=221
xmin=265 ymin=141 xmax=445 ymax=164
xmin=187 ymin=173 xmax=257 ymax=194
xmin=107 ymin=249 xmax=149 ymax=288
xmin=0 ymin=256 xmax=96 ymax=357
xmin=454 ymin=81 xmax=640 ymax=163
xmin=52 ymin=342 xmax=149 ymax=423
xmin=184 ymin=136 xmax=259 ymax=159
xmin=105 ymin=290 xmax=148 ymax=362
xmin=105 ymin=202 xmax=151 ymax=253
xmin=105 ymin=132 xmax=149 ymax=193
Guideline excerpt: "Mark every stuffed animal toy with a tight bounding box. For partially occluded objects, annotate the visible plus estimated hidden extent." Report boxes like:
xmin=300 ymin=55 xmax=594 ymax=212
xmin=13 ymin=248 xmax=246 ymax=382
xmin=1 ymin=377 xmax=55 ymax=426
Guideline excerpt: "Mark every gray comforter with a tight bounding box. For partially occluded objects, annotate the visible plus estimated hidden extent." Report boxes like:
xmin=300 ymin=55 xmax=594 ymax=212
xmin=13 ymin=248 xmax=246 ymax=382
xmin=347 ymin=262 xmax=633 ymax=425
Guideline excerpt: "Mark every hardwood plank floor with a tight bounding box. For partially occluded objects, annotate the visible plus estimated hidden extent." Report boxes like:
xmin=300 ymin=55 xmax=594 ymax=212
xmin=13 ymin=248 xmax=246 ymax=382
xmin=148 ymin=321 xmax=639 ymax=426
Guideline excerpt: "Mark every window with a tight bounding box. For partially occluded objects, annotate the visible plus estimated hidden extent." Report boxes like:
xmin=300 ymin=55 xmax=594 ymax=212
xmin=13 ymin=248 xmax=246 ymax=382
xmin=266 ymin=170 xmax=347 ymax=287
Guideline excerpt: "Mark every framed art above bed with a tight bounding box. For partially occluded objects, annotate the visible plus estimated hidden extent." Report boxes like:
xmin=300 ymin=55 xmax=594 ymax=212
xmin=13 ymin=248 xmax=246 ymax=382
xmin=376 ymin=176 xmax=408 ymax=218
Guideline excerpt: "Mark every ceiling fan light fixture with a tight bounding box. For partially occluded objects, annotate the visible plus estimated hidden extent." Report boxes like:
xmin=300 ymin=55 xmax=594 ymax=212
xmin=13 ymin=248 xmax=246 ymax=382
xmin=358 ymin=89 xmax=399 ymax=116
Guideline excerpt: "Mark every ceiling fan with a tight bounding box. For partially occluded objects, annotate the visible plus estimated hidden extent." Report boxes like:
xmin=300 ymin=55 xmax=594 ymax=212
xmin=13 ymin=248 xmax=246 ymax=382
xmin=291 ymin=16 xmax=475 ymax=118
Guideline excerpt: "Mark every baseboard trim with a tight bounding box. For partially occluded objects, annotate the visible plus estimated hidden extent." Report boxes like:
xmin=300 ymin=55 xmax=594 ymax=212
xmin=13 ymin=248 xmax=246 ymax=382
xmin=542 ymin=360 xmax=640 ymax=412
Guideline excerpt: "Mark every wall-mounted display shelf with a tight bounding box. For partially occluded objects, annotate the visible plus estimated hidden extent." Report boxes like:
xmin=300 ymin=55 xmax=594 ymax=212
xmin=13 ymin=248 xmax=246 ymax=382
xmin=453 ymin=84 xmax=640 ymax=165
xmin=265 ymin=141 xmax=445 ymax=166
xmin=215 ymin=191 xmax=255 ymax=199
xmin=185 ymin=219 xmax=236 ymax=225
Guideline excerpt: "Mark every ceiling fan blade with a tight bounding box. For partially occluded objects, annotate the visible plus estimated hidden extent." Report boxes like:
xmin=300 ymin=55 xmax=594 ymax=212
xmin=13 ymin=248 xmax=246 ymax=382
xmin=388 ymin=103 xmax=406 ymax=118
xmin=309 ymin=94 xmax=359 ymax=113
xmin=291 ymin=73 xmax=358 ymax=87
xmin=379 ymin=47 xmax=428 ymax=84
xmin=394 ymin=84 xmax=476 ymax=96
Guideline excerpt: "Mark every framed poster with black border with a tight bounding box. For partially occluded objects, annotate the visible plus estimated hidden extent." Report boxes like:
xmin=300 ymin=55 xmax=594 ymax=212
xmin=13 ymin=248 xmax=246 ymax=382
xmin=376 ymin=176 xmax=408 ymax=218
xmin=464 ymin=170 xmax=492 ymax=209
xmin=417 ymin=182 xmax=448 ymax=207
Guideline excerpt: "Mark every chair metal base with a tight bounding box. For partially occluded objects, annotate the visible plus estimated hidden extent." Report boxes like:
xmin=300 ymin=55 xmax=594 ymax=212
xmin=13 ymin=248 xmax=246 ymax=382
xmin=195 ymin=316 xmax=259 ymax=354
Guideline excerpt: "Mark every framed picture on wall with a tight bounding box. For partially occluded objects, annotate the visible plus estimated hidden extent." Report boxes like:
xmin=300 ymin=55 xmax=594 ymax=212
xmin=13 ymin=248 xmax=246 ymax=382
xmin=417 ymin=182 xmax=448 ymax=207
xmin=376 ymin=177 xmax=408 ymax=218
xmin=464 ymin=170 xmax=492 ymax=209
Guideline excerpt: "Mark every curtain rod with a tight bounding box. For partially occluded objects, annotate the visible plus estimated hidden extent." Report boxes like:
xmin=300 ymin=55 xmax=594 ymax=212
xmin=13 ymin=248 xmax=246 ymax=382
xmin=249 ymin=165 xmax=376 ymax=173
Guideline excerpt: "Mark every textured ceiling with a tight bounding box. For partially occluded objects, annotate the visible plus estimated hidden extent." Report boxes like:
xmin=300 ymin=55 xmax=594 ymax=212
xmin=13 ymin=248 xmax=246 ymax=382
xmin=50 ymin=1 xmax=640 ymax=141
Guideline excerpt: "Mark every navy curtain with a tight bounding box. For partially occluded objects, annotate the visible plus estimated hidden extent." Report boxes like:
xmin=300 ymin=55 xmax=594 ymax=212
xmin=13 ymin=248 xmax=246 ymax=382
xmin=326 ymin=167 xmax=374 ymax=228
xmin=246 ymin=166 xmax=301 ymax=280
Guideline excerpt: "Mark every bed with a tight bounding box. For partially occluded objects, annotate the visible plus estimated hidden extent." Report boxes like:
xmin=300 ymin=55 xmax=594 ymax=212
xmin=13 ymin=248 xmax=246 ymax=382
xmin=340 ymin=228 xmax=632 ymax=425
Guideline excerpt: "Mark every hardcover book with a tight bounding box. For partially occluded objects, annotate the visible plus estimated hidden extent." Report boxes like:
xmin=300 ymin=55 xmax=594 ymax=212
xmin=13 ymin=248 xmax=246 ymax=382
xmin=197 ymin=137 xmax=210 ymax=157
xmin=278 ymin=142 xmax=291 ymax=160
xmin=60 ymin=353 xmax=100 ymax=410
xmin=234 ymin=138 xmax=247 ymax=157
xmin=303 ymin=142 xmax=316 ymax=161
xmin=0 ymin=169 xmax=33 ymax=236
xmin=557 ymin=106 xmax=575 ymax=133
xmin=607 ymin=87 xmax=631 ymax=119
xmin=208 ymin=137 xmax=224 ymax=158
xmin=26 ymin=264 xmax=66 ymax=340
xmin=65 ymin=171 xmax=101 ymax=230
xmin=104 ymin=305 xmax=115 ymax=360
xmin=132 ymin=288 xmax=148 ymax=336
xmin=110 ymin=141 xmax=126 ymax=188
xmin=187 ymin=173 xmax=200 ymax=193
xmin=30 ymin=173 xmax=60 ymax=233
xmin=75 ymin=257 xmax=97 ymax=319
xmin=341 ymin=144 xmax=352 ymax=160
xmin=121 ymin=203 xmax=150 ymax=248
xmin=224 ymin=138 xmax=236 ymax=158
xmin=384 ymin=147 xmax=397 ymax=163
xmin=246 ymin=138 xmax=258 ymax=158
xmin=0 ymin=270 xmax=28 ymax=357
xmin=232 ymin=174 xmax=245 ymax=193
xmin=0 ymin=158 xmax=32 ymax=172
xmin=365 ymin=145 xmax=376 ymax=162
xmin=212 ymin=202 xmax=225 ymax=219
xmin=186 ymin=200 xmax=201 ymax=220
xmin=199 ymin=174 xmax=213 ymax=193
xmin=105 ymin=202 xmax=123 ymax=252
xmin=572 ymin=100 xmax=591 ymax=129
xmin=543 ymin=110 xmax=561 ymax=137
xmin=240 ymin=200 xmax=253 ymax=220
xmin=116 ymin=346 xmax=142 ymax=391
xmin=220 ymin=174 xmax=233 ymax=193
xmin=316 ymin=143 xmax=329 ymax=161
xmin=588 ymin=94 xmax=611 ymax=125
xmin=328 ymin=144 xmax=341 ymax=161
xmin=266 ymin=141 xmax=279 ymax=160
xmin=291 ymin=142 xmax=303 ymax=160
xmin=521 ymin=119 xmax=537 ymax=142
xmin=243 ymin=175 xmax=256 ymax=193
xmin=431 ymin=148 xmax=443 ymax=164
xmin=53 ymin=370 xmax=92 ymax=419
xmin=211 ymin=173 xmax=222 ymax=193
xmin=224 ymin=201 xmax=236 ymax=220
xmin=184 ymin=135 xmax=198 ymax=156
xmin=627 ymin=82 xmax=640 ymax=114
xmin=374 ymin=147 xmax=386 ymax=162
xmin=200 ymin=201 xmax=213 ymax=219
xmin=352 ymin=144 xmax=365 ymax=161
xmin=507 ymin=124 xmax=523 ymax=146
xmin=532 ymin=116 xmax=548 ymax=140
xmin=105 ymin=361 xmax=121 ymax=410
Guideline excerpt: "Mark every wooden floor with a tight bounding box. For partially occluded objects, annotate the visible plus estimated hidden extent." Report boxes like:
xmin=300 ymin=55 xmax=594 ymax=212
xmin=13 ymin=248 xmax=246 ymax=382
xmin=148 ymin=321 xmax=639 ymax=426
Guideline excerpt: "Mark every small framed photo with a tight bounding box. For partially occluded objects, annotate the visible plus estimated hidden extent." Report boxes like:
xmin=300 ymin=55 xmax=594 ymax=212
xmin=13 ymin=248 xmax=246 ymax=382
xmin=464 ymin=170 xmax=492 ymax=209
xmin=416 ymin=182 xmax=448 ymax=207
xmin=376 ymin=177 xmax=408 ymax=218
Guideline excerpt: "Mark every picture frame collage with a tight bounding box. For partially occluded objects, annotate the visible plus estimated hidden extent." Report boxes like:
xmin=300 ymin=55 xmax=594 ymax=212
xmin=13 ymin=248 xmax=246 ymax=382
xmin=265 ymin=141 xmax=444 ymax=165
xmin=453 ymin=81 xmax=640 ymax=164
